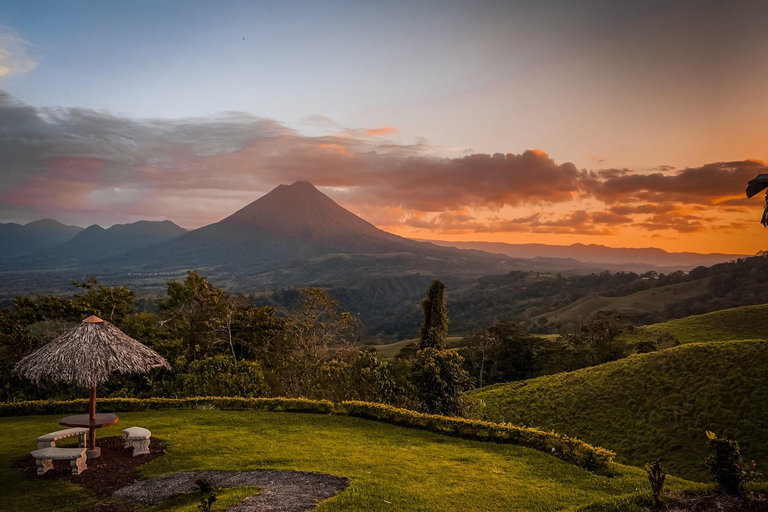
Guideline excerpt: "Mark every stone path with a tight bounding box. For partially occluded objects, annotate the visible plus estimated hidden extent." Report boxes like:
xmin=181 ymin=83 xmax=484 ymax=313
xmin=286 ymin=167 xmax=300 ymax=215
xmin=114 ymin=470 xmax=349 ymax=512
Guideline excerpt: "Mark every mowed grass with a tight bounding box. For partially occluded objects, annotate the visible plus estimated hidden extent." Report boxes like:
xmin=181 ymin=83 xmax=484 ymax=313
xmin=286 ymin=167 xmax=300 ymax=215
xmin=0 ymin=409 xmax=699 ymax=512
xmin=472 ymin=340 xmax=768 ymax=482
xmin=620 ymin=303 xmax=768 ymax=346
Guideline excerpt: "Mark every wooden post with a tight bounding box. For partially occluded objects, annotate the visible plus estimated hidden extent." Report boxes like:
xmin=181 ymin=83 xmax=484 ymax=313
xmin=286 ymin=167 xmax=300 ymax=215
xmin=89 ymin=386 xmax=97 ymax=420
xmin=88 ymin=386 xmax=97 ymax=452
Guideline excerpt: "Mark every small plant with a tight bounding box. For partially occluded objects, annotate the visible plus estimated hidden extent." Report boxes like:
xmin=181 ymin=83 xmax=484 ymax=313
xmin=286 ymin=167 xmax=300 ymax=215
xmin=705 ymin=431 xmax=755 ymax=496
xmin=195 ymin=478 xmax=218 ymax=511
xmin=644 ymin=459 xmax=667 ymax=505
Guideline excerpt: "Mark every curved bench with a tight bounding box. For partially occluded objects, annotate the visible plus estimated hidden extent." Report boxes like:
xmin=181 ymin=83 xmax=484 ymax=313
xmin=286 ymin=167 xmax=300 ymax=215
xmin=37 ymin=428 xmax=88 ymax=449
xmin=123 ymin=426 xmax=151 ymax=456
xmin=30 ymin=447 xmax=87 ymax=475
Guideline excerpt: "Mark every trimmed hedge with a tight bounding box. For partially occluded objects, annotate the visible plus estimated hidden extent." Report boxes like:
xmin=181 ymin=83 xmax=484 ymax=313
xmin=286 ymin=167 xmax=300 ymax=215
xmin=0 ymin=397 xmax=614 ymax=469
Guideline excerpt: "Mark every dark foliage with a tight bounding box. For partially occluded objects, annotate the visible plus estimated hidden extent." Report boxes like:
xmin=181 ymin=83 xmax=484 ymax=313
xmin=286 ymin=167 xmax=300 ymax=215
xmin=412 ymin=347 xmax=474 ymax=416
xmin=706 ymin=431 xmax=756 ymax=496
xmin=461 ymin=311 xmax=630 ymax=388
xmin=645 ymin=459 xmax=667 ymax=505
xmin=419 ymin=280 xmax=449 ymax=350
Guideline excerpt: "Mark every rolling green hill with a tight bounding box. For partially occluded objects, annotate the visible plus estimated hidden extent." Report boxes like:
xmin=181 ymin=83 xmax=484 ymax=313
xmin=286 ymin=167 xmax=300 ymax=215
xmin=472 ymin=339 xmax=768 ymax=482
xmin=0 ymin=409 xmax=700 ymax=512
xmin=531 ymin=278 xmax=711 ymax=331
xmin=621 ymin=303 xmax=768 ymax=346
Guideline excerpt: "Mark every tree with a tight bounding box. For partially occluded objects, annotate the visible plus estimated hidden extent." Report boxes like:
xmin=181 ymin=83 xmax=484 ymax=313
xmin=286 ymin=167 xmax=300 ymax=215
xmin=419 ymin=280 xmax=448 ymax=350
xmin=569 ymin=310 xmax=628 ymax=365
xmin=180 ymin=356 xmax=268 ymax=398
xmin=412 ymin=347 xmax=473 ymax=416
xmin=159 ymin=271 xmax=231 ymax=360
xmin=288 ymin=288 xmax=359 ymax=363
xmin=463 ymin=321 xmax=535 ymax=387
xmin=464 ymin=328 xmax=502 ymax=388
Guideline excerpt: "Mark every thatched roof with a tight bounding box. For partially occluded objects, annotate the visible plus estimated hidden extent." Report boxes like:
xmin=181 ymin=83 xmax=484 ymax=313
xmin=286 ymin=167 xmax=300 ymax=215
xmin=14 ymin=315 xmax=171 ymax=388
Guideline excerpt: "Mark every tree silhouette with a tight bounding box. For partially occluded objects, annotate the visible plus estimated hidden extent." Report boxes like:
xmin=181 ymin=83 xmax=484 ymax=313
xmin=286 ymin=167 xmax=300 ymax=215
xmin=419 ymin=280 xmax=448 ymax=350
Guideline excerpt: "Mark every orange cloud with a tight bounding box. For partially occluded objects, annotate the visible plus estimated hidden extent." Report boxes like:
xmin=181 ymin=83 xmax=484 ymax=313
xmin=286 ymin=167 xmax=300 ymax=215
xmin=319 ymin=143 xmax=350 ymax=155
xmin=364 ymin=126 xmax=398 ymax=137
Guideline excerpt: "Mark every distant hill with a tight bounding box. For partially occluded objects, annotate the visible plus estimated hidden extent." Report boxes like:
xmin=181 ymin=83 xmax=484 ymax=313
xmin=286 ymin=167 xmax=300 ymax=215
xmin=620 ymin=303 xmax=768 ymax=346
xmin=38 ymin=220 xmax=187 ymax=264
xmin=425 ymin=240 xmax=745 ymax=271
xmin=472 ymin=339 xmax=768 ymax=481
xmin=0 ymin=219 xmax=83 ymax=260
xmin=530 ymin=278 xmax=712 ymax=331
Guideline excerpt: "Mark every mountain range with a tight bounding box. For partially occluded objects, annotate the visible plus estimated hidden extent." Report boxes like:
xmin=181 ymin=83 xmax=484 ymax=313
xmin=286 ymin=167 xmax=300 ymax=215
xmin=0 ymin=182 xmax=746 ymax=296
xmin=423 ymin=240 xmax=747 ymax=270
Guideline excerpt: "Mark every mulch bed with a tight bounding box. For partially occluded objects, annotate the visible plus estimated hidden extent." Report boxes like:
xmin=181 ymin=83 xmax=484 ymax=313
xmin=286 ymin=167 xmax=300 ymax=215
xmin=15 ymin=436 xmax=165 ymax=497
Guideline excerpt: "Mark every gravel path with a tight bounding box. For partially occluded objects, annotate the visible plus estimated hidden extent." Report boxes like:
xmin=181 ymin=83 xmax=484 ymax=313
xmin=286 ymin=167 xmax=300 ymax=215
xmin=114 ymin=470 xmax=349 ymax=512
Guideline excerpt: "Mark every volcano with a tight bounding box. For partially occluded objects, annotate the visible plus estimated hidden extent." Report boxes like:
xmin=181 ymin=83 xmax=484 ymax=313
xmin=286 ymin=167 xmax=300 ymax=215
xmin=127 ymin=181 xmax=506 ymax=281
xmin=219 ymin=181 xmax=415 ymax=251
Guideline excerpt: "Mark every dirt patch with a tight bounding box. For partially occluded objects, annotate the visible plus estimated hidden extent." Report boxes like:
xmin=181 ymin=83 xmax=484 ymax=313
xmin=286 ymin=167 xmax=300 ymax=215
xmin=655 ymin=491 xmax=768 ymax=511
xmin=16 ymin=435 xmax=165 ymax=497
xmin=114 ymin=470 xmax=350 ymax=512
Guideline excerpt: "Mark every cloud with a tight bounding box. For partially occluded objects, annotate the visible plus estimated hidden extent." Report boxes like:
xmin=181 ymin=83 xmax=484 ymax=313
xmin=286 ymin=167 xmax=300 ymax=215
xmin=364 ymin=126 xmax=398 ymax=137
xmin=0 ymin=91 xmax=762 ymax=237
xmin=0 ymin=27 xmax=37 ymax=79
xmin=584 ymin=160 xmax=768 ymax=205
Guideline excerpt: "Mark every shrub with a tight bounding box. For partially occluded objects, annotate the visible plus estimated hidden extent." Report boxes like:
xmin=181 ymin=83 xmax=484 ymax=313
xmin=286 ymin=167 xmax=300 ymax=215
xmin=412 ymin=347 xmax=473 ymax=416
xmin=644 ymin=459 xmax=666 ymax=505
xmin=181 ymin=356 xmax=268 ymax=398
xmin=195 ymin=478 xmax=218 ymax=511
xmin=705 ymin=431 xmax=755 ymax=496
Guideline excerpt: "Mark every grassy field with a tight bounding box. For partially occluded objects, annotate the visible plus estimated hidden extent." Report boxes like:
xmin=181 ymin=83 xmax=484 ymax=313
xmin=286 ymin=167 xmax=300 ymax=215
xmin=619 ymin=303 xmax=768 ymax=346
xmin=532 ymin=278 xmax=710 ymax=330
xmin=0 ymin=409 xmax=703 ymax=512
xmin=472 ymin=339 xmax=768 ymax=482
xmin=369 ymin=336 xmax=465 ymax=360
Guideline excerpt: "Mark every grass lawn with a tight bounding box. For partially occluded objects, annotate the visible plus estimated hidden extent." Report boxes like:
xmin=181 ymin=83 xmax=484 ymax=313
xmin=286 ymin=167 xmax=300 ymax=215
xmin=0 ymin=409 xmax=699 ymax=512
xmin=472 ymin=340 xmax=768 ymax=482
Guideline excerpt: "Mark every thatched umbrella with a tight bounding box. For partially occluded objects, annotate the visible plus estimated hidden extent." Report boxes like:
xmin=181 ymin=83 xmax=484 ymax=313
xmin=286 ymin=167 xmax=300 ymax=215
xmin=14 ymin=315 xmax=170 ymax=455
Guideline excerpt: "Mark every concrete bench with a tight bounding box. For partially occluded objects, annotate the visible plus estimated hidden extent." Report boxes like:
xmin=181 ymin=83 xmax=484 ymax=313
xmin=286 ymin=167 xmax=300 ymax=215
xmin=37 ymin=428 xmax=88 ymax=449
xmin=122 ymin=426 xmax=151 ymax=456
xmin=30 ymin=447 xmax=87 ymax=475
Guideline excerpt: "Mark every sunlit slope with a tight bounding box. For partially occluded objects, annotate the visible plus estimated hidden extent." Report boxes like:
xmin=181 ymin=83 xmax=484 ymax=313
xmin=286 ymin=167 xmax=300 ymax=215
xmin=532 ymin=278 xmax=710 ymax=329
xmin=621 ymin=303 xmax=768 ymax=345
xmin=472 ymin=340 xmax=768 ymax=482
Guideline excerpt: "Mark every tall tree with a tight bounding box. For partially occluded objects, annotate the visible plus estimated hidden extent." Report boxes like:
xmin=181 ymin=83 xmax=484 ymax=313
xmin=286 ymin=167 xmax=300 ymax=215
xmin=159 ymin=271 xmax=230 ymax=360
xmin=419 ymin=280 xmax=448 ymax=350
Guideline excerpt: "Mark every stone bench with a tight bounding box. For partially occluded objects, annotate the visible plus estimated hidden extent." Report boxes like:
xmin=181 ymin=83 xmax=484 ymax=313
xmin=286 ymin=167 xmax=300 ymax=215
xmin=123 ymin=426 xmax=151 ymax=456
xmin=30 ymin=447 xmax=87 ymax=475
xmin=37 ymin=428 xmax=88 ymax=449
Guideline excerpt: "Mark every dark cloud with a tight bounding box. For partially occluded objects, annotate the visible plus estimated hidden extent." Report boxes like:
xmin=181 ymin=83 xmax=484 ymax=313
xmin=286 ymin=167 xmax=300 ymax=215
xmin=585 ymin=161 xmax=768 ymax=205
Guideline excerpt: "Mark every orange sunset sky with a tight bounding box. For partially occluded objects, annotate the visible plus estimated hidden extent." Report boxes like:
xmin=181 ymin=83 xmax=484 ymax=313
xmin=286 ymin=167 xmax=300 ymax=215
xmin=1 ymin=1 xmax=767 ymax=254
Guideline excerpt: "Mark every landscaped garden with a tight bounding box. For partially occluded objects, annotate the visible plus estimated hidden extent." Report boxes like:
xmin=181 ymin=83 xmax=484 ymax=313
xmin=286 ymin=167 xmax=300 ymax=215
xmin=1 ymin=407 xmax=698 ymax=512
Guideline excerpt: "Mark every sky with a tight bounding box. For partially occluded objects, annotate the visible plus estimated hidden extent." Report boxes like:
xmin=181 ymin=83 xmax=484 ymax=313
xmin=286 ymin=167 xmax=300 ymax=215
xmin=1 ymin=0 xmax=767 ymax=254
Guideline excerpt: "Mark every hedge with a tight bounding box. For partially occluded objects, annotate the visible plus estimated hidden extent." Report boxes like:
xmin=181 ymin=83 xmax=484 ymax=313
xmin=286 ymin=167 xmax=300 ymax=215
xmin=0 ymin=397 xmax=614 ymax=469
